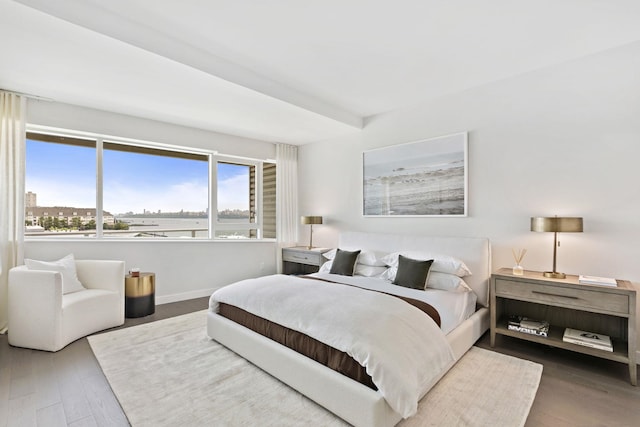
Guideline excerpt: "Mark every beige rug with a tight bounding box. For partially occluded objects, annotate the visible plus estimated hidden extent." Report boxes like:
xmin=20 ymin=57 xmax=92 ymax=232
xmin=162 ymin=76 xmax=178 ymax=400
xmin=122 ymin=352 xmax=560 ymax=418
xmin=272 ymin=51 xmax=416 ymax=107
xmin=88 ymin=310 xmax=542 ymax=427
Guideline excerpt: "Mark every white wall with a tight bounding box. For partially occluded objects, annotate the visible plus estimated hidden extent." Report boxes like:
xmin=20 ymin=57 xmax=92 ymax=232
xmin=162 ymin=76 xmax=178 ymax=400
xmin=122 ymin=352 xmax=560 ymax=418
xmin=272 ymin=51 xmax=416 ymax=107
xmin=298 ymin=42 xmax=640 ymax=345
xmin=27 ymin=100 xmax=276 ymax=160
xmin=25 ymin=101 xmax=279 ymax=302
xmin=24 ymin=240 xmax=276 ymax=303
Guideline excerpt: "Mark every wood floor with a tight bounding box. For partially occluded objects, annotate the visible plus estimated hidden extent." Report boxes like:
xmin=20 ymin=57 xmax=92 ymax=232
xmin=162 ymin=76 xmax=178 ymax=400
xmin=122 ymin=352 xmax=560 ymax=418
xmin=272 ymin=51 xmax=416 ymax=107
xmin=1 ymin=298 xmax=639 ymax=427
xmin=476 ymin=334 xmax=640 ymax=427
xmin=0 ymin=297 xmax=209 ymax=427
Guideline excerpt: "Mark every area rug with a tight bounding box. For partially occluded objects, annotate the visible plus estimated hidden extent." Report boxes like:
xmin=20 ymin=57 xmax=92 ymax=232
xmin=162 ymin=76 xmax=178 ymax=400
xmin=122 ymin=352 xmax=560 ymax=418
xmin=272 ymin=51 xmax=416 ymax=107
xmin=88 ymin=310 xmax=542 ymax=426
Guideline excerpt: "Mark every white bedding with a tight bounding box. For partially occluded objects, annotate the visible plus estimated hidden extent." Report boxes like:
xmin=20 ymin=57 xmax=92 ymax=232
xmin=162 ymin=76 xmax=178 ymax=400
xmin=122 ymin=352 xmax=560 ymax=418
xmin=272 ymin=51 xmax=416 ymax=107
xmin=309 ymin=272 xmax=477 ymax=334
xmin=210 ymin=273 xmax=456 ymax=418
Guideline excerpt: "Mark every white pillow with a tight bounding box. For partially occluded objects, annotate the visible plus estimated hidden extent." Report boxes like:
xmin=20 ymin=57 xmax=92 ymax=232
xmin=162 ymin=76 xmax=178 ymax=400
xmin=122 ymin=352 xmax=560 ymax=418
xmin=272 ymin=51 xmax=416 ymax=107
xmin=358 ymin=251 xmax=387 ymax=267
xmin=24 ymin=254 xmax=85 ymax=294
xmin=355 ymin=264 xmax=388 ymax=278
xmin=380 ymin=251 xmax=472 ymax=277
xmin=427 ymin=272 xmax=472 ymax=293
xmin=322 ymin=249 xmax=337 ymax=260
xmin=319 ymin=260 xmax=332 ymax=273
xmin=319 ymin=260 xmax=388 ymax=278
xmin=323 ymin=248 xmax=386 ymax=267
xmin=381 ymin=268 xmax=471 ymax=293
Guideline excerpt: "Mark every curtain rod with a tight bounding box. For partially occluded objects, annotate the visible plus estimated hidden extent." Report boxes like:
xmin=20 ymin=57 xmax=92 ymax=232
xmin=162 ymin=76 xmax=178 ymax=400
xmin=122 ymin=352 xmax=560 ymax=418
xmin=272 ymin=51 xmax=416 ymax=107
xmin=0 ymin=88 xmax=53 ymax=102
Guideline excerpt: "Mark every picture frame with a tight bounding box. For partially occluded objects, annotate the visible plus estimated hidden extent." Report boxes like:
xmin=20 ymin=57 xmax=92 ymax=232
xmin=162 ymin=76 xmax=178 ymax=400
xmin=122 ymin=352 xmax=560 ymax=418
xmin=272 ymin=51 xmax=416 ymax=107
xmin=363 ymin=132 xmax=468 ymax=217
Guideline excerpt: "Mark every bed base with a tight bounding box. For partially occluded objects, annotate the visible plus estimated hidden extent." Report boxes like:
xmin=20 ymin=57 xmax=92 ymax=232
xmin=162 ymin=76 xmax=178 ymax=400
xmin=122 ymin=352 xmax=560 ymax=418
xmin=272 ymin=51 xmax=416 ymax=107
xmin=207 ymin=307 xmax=489 ymax=427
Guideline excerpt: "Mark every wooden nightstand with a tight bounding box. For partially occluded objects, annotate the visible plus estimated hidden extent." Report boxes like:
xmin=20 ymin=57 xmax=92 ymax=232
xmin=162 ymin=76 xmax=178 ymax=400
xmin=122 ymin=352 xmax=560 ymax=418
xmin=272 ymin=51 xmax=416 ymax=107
xmin=490 ymin=268 xmax=637 ymax=385
xmin=282 ymin=246 xmax=330 ymax=275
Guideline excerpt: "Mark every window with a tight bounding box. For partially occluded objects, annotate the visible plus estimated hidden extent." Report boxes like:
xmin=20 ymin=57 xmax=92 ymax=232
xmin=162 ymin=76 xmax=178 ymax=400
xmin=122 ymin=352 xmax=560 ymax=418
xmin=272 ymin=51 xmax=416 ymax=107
xmin=103 ymin=142 xmax=209 ymax=238
xmin=25 ymin=129 xmax=276 ymax=240
xmin=216 ymin=162 xmax=253 ymax=238
xmin=25 ymin=133 xmax=96 ymax=234
xmin=213 ymin=160 xmax=276 ymax=239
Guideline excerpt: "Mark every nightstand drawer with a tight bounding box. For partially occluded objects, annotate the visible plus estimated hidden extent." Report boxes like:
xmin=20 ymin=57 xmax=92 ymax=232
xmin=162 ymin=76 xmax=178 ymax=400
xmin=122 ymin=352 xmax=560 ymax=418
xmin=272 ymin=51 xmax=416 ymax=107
xmin=494 ymin=279 xmax=629 ymax=315
xmin=282 ymin=249 xmax=324 ymax=266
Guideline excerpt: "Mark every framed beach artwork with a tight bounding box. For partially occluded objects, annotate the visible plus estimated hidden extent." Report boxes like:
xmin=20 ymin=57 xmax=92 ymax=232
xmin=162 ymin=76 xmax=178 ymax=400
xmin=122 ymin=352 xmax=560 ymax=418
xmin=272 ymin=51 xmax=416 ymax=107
xmin=363 ymin=132 xmax=468 ymax=217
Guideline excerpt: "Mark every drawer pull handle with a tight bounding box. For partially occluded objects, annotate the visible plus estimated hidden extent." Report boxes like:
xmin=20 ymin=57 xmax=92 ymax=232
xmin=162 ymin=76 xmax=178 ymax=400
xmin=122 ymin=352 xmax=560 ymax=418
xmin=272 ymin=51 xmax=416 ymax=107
xmin=532 ymin=290 xmax=578 ymax=300
xmin=292 ymin=255 xmax=309 ymax=260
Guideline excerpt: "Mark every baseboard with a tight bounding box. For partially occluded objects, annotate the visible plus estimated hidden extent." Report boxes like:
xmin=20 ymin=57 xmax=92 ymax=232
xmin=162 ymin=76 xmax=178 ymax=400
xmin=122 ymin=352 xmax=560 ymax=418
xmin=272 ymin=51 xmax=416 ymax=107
xmin=156 ymin=287 xmax=218 ymax=305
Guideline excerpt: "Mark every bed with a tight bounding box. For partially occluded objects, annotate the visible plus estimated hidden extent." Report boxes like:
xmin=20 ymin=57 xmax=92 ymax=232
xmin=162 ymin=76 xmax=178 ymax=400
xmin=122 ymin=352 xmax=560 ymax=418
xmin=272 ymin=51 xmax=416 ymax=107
xmin=207 ymin=231 xmax=491 ymax=427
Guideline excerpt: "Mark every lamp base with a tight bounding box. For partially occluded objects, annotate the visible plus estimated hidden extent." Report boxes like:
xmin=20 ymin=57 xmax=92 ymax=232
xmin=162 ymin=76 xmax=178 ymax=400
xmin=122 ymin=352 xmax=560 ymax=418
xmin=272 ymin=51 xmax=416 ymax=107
xmin=543 ymin=271 xmax=566 ymax=279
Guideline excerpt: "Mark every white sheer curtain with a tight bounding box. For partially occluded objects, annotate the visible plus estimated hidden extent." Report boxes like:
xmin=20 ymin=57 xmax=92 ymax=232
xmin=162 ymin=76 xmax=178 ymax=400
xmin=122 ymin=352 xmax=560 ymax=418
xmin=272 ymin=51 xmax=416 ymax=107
xmin=275 ymin=143 xmax=298 ymax=273
xmin=0 ymin=91 xmax=26 ymax=333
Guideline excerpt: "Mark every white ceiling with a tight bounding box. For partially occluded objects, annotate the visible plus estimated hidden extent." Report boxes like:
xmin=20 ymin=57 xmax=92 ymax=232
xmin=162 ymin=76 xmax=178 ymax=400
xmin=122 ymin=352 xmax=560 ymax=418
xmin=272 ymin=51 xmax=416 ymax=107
xmin=2 ymin=0 xmax=640 ymax=145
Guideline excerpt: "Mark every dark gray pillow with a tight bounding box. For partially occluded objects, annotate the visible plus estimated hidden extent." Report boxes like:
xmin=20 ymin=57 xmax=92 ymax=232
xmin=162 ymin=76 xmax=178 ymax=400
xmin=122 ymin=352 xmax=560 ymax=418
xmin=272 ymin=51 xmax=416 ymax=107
xmin=393 ymin=255 xmax=433 ymax=290
xmin=329 ymin=249 xmax=361 ymax=276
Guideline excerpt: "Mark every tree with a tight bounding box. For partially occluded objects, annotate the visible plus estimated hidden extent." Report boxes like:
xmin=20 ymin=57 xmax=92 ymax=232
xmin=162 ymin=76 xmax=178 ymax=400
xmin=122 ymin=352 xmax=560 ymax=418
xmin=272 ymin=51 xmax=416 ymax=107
xmin=71 ymin=217 xmax=82 ymax=229
xmin=104 ymin=221 xmax=129 ymax=230
xmin=114 ymin=221 xmax=129 ymax=230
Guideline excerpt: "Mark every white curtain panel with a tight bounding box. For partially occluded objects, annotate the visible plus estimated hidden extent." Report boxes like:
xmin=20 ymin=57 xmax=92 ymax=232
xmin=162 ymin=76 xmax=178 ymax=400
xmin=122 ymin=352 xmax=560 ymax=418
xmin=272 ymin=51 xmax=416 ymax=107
xmin=0 ymin=91 xmax=26 ymax=333
xmin=275 ymin=143 xmax=298 ymax=273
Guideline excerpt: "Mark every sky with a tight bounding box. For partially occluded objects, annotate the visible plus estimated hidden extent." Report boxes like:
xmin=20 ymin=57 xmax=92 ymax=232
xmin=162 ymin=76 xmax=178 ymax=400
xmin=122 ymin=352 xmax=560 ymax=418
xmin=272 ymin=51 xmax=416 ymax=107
xmin=363 ymin=132 xmax=465 ymax=178
xmin=26 ymin=139 xmax=250 ymax=215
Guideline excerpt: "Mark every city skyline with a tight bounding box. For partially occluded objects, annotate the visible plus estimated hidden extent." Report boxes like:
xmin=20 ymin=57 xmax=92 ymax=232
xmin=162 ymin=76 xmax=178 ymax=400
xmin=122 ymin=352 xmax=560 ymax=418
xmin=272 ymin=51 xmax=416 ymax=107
xmin=26 ymin=139 xmax=250 ymax=215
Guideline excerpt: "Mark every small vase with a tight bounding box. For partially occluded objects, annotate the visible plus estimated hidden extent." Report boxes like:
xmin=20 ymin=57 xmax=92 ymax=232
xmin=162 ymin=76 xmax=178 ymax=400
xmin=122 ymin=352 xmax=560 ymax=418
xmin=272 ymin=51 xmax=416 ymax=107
xmin=513 ymin=264 xmax=524 ymax=276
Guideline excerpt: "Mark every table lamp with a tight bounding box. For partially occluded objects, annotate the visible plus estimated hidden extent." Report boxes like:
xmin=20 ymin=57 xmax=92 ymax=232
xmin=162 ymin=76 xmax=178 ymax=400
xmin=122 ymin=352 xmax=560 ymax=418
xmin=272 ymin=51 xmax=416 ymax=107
xmin=531 ymin=216 xmax=583 ymax=279
xmin=301 ymin=216 xmax=322 ymax=249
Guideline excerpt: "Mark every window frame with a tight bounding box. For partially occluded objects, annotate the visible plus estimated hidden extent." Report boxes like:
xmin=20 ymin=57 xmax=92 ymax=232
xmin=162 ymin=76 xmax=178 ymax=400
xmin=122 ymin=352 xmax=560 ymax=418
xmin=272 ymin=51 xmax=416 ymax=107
xmin=25 ymin=126 xmax=276 ymax=241
xmin=212 ymin=158 xmax=264 ymax=239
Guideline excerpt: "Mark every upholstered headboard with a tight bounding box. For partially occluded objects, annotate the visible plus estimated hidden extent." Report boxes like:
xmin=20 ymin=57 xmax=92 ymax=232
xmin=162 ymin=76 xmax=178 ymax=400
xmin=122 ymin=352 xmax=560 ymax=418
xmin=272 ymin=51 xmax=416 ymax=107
xmin=339 ymin=231 xmax=492 ymax=307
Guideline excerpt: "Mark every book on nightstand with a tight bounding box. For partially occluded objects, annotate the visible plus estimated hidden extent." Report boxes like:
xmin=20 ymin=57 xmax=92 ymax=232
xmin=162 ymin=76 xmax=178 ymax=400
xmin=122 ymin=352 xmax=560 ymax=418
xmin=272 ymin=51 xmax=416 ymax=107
xmin=563 ymin=328 xmax=613 ymax=352
xmin=507 ymin=315 xmax=549 ymax=337
xmin=578 ymin=275 xmax=617 ymax=287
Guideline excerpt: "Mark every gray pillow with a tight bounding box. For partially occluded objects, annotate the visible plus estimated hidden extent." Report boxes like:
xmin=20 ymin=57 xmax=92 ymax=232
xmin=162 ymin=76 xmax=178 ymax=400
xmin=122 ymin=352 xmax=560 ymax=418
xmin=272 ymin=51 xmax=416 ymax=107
xmin=393 ymin=255 xmax=433 ymax=290
xmin=329 ymin=249 xmax=361 ymax=276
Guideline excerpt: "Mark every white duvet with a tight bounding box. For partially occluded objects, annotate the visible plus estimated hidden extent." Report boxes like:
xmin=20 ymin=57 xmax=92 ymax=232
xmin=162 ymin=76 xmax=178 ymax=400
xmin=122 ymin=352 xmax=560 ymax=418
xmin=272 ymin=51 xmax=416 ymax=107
xmin=310 ymin=272 xmax=477 ymax=335
xmin=210 ymin=273 xmax=456 ymax=418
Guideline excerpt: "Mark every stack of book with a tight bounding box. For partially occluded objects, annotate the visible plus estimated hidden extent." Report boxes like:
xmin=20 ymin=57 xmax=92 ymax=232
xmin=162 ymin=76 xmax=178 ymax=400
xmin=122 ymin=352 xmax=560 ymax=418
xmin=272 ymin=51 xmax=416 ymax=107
xmin=578 ymin=275 xmax=617 ymax=287
xmin=507 ymin=315 xmax=549 ymax=337
xmin=562 ymin=328 xmax=613 ymax=352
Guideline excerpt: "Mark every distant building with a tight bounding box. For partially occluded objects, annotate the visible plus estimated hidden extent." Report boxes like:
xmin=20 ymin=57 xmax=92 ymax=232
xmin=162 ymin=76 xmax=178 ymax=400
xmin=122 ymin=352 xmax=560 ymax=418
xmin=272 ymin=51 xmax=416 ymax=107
xmin=26 ymin=206 xmax=115 ymax=226
xmin=25 ymin=191 xmax=37 ymax=208
xmin=24 ymin=192 xmax=115 ymax=227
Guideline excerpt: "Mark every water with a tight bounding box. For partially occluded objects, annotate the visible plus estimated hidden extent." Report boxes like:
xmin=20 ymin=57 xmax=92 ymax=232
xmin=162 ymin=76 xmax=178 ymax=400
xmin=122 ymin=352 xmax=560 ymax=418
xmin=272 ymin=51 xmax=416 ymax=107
xmin=117 ymin=217 xmax=250 ymax=238
xmin=363 ymin=165 xmax=465 ymax=216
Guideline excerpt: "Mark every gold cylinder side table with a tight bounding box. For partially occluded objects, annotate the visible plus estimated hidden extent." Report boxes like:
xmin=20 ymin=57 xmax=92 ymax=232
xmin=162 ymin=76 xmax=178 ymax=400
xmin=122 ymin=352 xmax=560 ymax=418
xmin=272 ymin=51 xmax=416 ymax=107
xmin=125 ymin=272 xmax=155 ymax=318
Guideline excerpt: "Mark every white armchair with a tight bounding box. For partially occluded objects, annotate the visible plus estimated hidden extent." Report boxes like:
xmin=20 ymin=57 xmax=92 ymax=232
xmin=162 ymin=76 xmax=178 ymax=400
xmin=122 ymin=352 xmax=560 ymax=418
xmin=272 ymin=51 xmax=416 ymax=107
xmin=8 ymin=259 xmax=125 ymax=351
